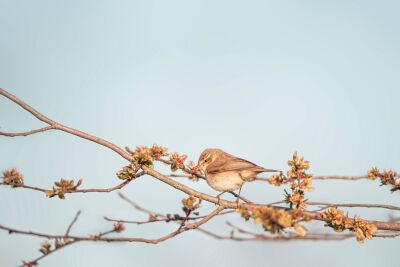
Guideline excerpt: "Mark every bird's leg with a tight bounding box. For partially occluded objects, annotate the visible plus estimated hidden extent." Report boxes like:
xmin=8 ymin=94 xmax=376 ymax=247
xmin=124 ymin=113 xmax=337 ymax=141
xmin=215 ymin=192 xmax=225 ymax=206
xmin=236 ymin=184 xmax=244 ymax=208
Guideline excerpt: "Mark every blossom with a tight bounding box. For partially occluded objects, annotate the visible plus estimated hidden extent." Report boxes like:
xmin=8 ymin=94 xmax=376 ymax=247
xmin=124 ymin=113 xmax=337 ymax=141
xmin=46 ymin=179 xmax=82 ymax=199
xmin=169 ymin=152 xmax=187 ymax=171
xmin=113 ymin=222 xmax=125 ymax=233
xmin=323 ymin=207 xmax=377 ymax=242
xmin=181 ymin=196 xmax=200 ymax=213
xmin=2 ymin=168 xmax=24 ymax=187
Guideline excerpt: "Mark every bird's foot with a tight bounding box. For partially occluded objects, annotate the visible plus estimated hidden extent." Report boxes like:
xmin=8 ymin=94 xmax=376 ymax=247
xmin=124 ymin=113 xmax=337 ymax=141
xmin=235 ymin=196 xmax=241 ymax=208
xmin=215 ymin=192 xmax=225 ymax=206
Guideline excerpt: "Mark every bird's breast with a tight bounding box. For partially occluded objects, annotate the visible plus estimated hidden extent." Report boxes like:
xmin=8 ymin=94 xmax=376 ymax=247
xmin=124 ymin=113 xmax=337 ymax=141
xmin=205 ymin=171 xmax=244 ymax=192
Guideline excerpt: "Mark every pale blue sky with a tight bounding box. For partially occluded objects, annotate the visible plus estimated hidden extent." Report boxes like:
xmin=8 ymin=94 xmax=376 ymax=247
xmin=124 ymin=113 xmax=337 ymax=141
xmin=1 ymin=1 xmax=399 ymax=266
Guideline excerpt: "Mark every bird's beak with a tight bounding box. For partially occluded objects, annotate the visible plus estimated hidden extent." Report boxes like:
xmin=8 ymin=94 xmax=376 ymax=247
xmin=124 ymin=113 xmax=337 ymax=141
xmin=197 ymin=161 xmax=205 ymax=170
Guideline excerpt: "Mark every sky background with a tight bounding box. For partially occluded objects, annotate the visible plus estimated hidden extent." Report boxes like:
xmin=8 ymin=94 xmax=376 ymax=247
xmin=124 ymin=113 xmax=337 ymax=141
xmin=1 ymin=0 xmax=400 ymax=266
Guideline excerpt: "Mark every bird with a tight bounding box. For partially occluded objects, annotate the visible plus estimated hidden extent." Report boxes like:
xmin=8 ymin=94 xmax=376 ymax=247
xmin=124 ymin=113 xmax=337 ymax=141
xmin=197 ymin=148 xmax=279 ymax=202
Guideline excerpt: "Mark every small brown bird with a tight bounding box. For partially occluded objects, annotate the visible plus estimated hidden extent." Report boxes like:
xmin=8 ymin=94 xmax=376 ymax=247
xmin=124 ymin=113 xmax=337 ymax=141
xmin=197 ymin=148 xmax=279 ymax=199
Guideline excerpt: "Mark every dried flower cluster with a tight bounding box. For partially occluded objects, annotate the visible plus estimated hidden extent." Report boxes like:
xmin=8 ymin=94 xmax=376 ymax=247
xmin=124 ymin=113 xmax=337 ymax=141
xmin=38 ymin=237 xmax=71 ymax=256
xmin=124 ymin=145 xmax=169 ymax=167
xmin=124 ymin=144 xmax=202 ymax=180
xmin=1 ymin=168 xmax=24 ymax=187
xmin=39 ymin=241 xmax=51 ymax=255
xmin=116 ymin=163 xmax=138 ymax=180
xmin=284 ymin=152 xmax=313 ymax=208
xmin=169 ymin=152 xmax=188 ymax=172
xmin=113 ymin=222 xmax=125 ymax=233
xmin=46 ymin=179 xmax=82 ymax=199
xmin=22 ymin=261 xmax=38 ymax=267
xmin=285 ymin=189 xmax=306 ymax=209
xmin=131 ymin=146 xmax=157 ymax=167
xmin=181 ymin=196 xmax=201 ymax=214
xmin=368 ymin=167 xmax=399 ymax=192
xmin=117 ymin=145 xmax=170 ymax=180
xmin=267 ymin=152 xmax=313 ymax=210
xmin=164 ymin=213 xmax=185 ymax=222
xmin=267 ymin=174 xmax=285 ymax=186
xmin=187 ymin=161 xmax=203 ymax=176
xmin=323 ymin=207 xmax=377 ymax=242
xmin=238 ymin=206 xmax=307 ymax=236
xmin=167 ymin=154 xmax=202 ymax=180
xmin=150 ymin=145 xmax=169 ymax=160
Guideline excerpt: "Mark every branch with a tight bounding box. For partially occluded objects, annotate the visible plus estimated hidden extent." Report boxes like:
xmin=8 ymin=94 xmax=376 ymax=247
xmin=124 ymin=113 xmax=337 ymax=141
xmin=0 ymin=126 xmax=55 ymax=137
xmin=178 ymin=174 xmax=373 ymax=182
xmin=307 ymin=202 xmax=400 ymax=211
xmin=65 ymin=211 xmax=81 ymax=236
xmin=18 ymin=211 xmax=83 ymax=266
xmin=0 ymin=88 xmax=132 ymax=161
xmin=0 ymin=207 xmax=225 ymax=244
xmin=374 ymin=232 xmax=400 ymax=238
xmin=21 ymin=240 xmax=77 ymax=267
xmin=143 ymin=166 xmax=400 ymax=231
xmin=312 ymin=175 xmax=371 ymax=180
xmin=0 ymin=171 xmax=145 ymax=198
xmin=105 ymin=195 xmax=358 ymax=241
xmin=104 ymin=192 xmax=234 ymax=225
xmin=0 ymin=205 xmax=224 ymax=266
xmin=225 ymin=222 xmax=354 ymax=241
xmin=1 ymin=87 xmax=400 ymax=266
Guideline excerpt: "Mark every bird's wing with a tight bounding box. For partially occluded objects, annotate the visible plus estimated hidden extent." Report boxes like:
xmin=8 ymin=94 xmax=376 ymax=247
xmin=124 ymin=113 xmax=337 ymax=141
xmin=207 ymin=155 xmax=277 ymax=174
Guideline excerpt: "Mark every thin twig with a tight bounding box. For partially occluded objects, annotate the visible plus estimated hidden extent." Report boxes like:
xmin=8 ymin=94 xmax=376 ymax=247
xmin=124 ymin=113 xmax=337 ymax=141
xmin=313 ymin=175 xmax=371 ymax=180
xmin=104 ymin=212 xmax=234 ymax=225
xmin=19 ymin=228 xmax=119 ymax=267
xmin=20 ymin=240 xmax=77 ymax=267
xmin=225 ymin=222 xmax=354 ymax=241
xmin=179 ymin=173 xmax=374 ymax=182
xmin=107 ymin=193 xmax=234 ymax=226
xmin=0 ymin=207 xmax=225 ymax=244
xmin=65 ymin=211 xmax=81 ymax=236
xmin=374 ymin=232 xmax=400 ymax=238
xmin=0 ymin=126 xmax=55 ymax=137
xmin=0 ymin=88 xmax=132 ymax=161
xmin=0 ymin=206 xmax=224 ymax=266
xmin=0 ymin=171 xmax=145 ymax=196
xmin=307 ymin=202 xmax=400 ymax=211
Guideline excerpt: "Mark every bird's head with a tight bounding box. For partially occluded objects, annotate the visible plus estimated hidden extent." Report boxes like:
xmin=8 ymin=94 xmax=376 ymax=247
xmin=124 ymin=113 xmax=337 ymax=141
xmin=197 ymin=148 xmax=221 ymax=170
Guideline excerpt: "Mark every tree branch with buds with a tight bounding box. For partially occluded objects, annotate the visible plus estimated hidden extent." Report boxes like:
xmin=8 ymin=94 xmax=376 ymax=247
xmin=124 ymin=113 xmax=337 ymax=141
xmin=1 ymin=88 xmax=399 ymax=266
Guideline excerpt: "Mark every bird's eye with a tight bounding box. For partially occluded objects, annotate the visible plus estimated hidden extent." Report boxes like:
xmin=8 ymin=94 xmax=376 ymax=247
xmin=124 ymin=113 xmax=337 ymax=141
xmin=204 ymin=159 xmax=208 ymax=163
